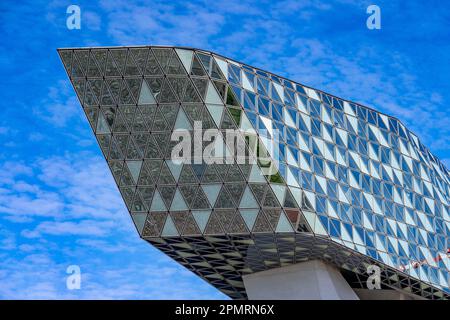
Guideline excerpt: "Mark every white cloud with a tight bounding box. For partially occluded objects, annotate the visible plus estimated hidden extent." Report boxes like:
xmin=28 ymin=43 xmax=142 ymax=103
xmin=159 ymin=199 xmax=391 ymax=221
xmin=0 ymin=155 xmax=125 ymax=223
xmin=21 ymin=220 xmax=116 ymax=238
xmin=34 ymin=80 xmax=83 ymax=128
xmin=0 ymin=249 xmax=226 ymax=299
xmin=100 ymin=0 xmax=225 ymax=47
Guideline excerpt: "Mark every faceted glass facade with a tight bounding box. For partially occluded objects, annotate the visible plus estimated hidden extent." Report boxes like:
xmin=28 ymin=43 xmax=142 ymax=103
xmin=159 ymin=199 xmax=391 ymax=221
xmin=58 ymin=46 xmax=449 ymax=300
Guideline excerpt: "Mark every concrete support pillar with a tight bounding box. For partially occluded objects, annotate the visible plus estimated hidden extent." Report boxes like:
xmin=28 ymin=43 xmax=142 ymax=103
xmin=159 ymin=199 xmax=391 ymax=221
xmin=242 ymin=260 xmax=359 ymax=300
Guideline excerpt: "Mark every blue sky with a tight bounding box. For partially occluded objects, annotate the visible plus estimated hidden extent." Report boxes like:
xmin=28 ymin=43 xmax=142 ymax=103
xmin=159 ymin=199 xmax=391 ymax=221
xmin=0 ymin=0 xmax=449 ymax=299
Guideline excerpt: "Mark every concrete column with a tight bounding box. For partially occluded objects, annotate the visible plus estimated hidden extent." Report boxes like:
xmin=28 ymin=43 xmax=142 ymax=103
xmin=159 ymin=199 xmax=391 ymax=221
xmin=242 ymin=259 xmax=359 ymax=300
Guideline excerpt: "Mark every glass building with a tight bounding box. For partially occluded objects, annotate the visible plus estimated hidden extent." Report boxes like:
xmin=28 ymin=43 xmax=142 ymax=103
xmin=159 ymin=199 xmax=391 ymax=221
xmin=58 ymin=46 xmax=449 ymax=300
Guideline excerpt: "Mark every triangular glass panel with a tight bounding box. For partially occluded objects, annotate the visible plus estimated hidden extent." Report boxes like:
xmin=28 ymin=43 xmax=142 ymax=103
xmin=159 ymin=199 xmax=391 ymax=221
xmin=107 ymin=79 xmax=121 ymax=104
xmin=89 ymin=80 xmax=102 ymax=106
xmin=132 ymin=190 xmax=146 ymax=212
xmin=201 ymin=108 xmax=216 ymax=130
xmin=220 ymin=109 xmax=236 ymax=129
xmin=126 ymin=138 xmax=143 ymax=159
xmin=124 ymin=49 xmax=140 ymax=75
xmin=182 ymin=104 xmax=203 ymax=124
xmin=201 ymin=184 xmax=221 ymax=207
xmin=162 ymin=104 xmax=179 ymax=129
xmin=120 ymin=106 xmax=135 ymax=129
xmin=201 ymin=165 xmax=221 ymax=183
xmin=205 ymin=81 xmax=223 ymax=104
xmin=175 ymin=48 xmax=194 ymax=73
xmin=230 ymin=211 xmax=248 ymax=233
xmin=275 ymin=212 xmax=294 ymax=232
xmin=262 ymin=186 xmax=280 ymax=207
xmin=120 ymin=164 xmax=135 ymax=186
xmin=96 ymin=112 xmax=110 ymax=134
xmin=152 ymin=48 xmax=172 ymax=71
xmin=158 ymin=162 xmax=176 ymax=184
xmin=161 ymin=215 xmax=179 ymax=236
xmin=239 ymin=186 xmax=259 ymax=208
xmin=191 ymin=163 xmax=207 ymax=180
xmin=252 ymin=211 xmax=272 ymax=232
xmin=119 ymin=187 xmax=135 ymax=211
xmin=71 ymin=79 xmax=86 ymax=103
xmin=158 ymin=79 xmax=178 ymax=103
xmin=166 ymin=51 xmax=185 ymax=75
xmin=87 ymin=51 xmax=101 ymax=77
xmin=137 ymin=186 xmax=154 ymax=209
xmin=226 ymin=86 xmax=240 ymax=106
xmin=271 ymin=185 xmax=286 ymax=206
xmin=153 ymin=133 xmax=170 ymax=157
xmin=144 ymin=50 xmax=162 ymax=75
xmin=84 ymin=107 xmax=99 ymax=131
xmin=59 ymin=50 xmax=73 ymax=76
xmin=84 ymin=82 xmax=97 ymax=106
xmin=110 ymin=49 xmax=127 ymax=75
xmin=152 ymin=107 xmax=169 ymax=131
xmin=131 ymin=212 xmax=148 ymax=234
xmin=125 ymin=78 xmax=141 ymax=102
xmin=115 ymin=135 xmax=129 ymax=157
xmin=264 ymin=208 xmax=281 ymax=230
xmin=183 ymin=81 xmax=202 ymax=102
xmin=174 ymin=107 xmax=193 ymax=130
xmin=167 ymin=77 xmax=187 ymax=101
xmin=139 ymin=104 xmax=157 ymax=128
xmin=283 ymin=189 xmax=298 ymax=208
xmin=108 ymin=137 xmax=122 ymax=160
xmin=138 ymin=160 xmax=161 ymax=185
xmin=145 ymin=77 xmax=163 ymax=101
xmin=248 ymin=165 xmax=266 ymax=183
xmin=132 ymin=134 xmax=148 ymax=157
xmin=100 ymin=82 xmax=114 ymax=106
xmin=197 ymin=52 xmax=211 ymax=74
xmin=112 ymin=110 xmax=128 ymax=133
xmin=213 ymin=81 xmax=227 ymax=101
xmin=192 ymin=78 xmax=208 ymax=99
xmin=192 ymin=210 xmax=211 ymax=233
xmin=211 ymin=59 xmax=225 ymax=80
xmin=224 ymin=164 xmax=244 ymax=182
xmin=104 ymin=51 xmax=121 ymax=76
xmin=214 ymin=186 xmax=235 ymax=208
xmin=126 ymin=160 xmax=142 ymax=184
xmin=119 ymin=80 xmax=135 ymax=105
xmin=130 ymin=48 xmax=149 ymax=74
xmin=131 ymin=109 xmax=147 ymax=132
xmin=72 ymin=50 xmax=89 ymax=77
xmin=239 ymin=209 xmax=259 ymax=230
xmin=171 ymin=189 xmax=189 ymax=210
xmin=204 ymin=211 xmax=224 ymax=234
xmin=159 ymin=186 xmax=176 ymax=209
xmin=178 ymin=164 xmax=198 ymax=183
xmin=190 ymin=54 xmax=206 ymax=76
xmin=206 ymin=104 xmax=224 ymax=128
xmin=226 ymin=183 xmax=246 ymax=206
xmin=150 ymin=189 xmax=167 ymax=211
xmin=191 ymin=188 xmax=210 ymax=209
xmin=144 ymin=135 xmax=161 ymax=158
xmin=138 ymin=79 xmax=156 ymax=104
xmin=97 ymin=134 xmax=111 ymax=158
xmin=166 ymin=160 xmax=183 ymax=181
